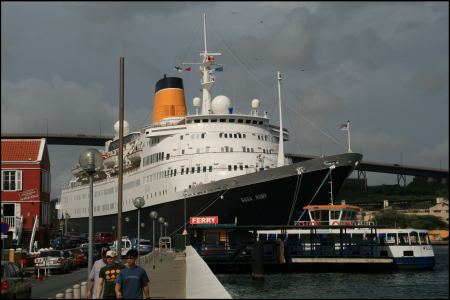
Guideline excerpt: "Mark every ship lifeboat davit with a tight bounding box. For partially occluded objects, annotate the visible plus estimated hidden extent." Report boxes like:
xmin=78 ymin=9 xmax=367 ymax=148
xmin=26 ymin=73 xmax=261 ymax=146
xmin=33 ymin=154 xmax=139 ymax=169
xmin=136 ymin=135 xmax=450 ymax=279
xmin=152 ymin=75 xmax=187 ymax=123
xmin=103 ymin=153 xmax=118 ymax=168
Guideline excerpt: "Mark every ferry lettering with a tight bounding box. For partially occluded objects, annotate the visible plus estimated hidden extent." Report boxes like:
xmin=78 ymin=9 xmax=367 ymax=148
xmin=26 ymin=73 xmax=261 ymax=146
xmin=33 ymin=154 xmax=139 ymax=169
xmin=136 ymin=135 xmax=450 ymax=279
xmin=255 ymin=193 xmax=267 ymax=200
xmin=241 ymin=196 xmax=253 ymax=203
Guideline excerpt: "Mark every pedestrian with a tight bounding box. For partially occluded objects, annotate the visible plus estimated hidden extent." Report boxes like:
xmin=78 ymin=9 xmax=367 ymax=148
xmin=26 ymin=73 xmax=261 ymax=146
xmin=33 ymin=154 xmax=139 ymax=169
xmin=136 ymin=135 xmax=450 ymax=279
xmin=97 ymin=250 xmax=125 ymax=299
xmin=115 ymin=249 xmax=150 ymax=299
xmin=86 ymin=247 xmax=108 ymax=299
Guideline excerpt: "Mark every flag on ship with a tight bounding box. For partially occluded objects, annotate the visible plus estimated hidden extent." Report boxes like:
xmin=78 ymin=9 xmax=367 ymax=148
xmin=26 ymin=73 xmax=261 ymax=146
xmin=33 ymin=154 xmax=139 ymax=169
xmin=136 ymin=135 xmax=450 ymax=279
xmin=174 ymin=66 xmax=192 ymax=72
xmin=340 ymin=121 xmax=349 ymax=130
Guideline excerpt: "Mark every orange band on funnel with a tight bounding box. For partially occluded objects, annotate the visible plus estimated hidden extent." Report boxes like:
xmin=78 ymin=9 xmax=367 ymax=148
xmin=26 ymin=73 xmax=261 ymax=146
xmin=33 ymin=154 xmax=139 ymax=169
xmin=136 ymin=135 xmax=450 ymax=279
xmin=152 ymin=88 xmax=187 ymax=123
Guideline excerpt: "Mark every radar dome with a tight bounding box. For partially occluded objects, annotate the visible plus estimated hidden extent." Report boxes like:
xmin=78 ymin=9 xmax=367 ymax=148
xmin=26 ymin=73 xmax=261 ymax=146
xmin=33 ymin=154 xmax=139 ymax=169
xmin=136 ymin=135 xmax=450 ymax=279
xmin=211 ymin=95 xmax=231 ymax=114
xmin=251 ymin=99 xmax=260 ymax=109
xmin=114 ymin=120 xmax=130 ymax=137
xmin=193 ymin=97 xmax=201 ymax=107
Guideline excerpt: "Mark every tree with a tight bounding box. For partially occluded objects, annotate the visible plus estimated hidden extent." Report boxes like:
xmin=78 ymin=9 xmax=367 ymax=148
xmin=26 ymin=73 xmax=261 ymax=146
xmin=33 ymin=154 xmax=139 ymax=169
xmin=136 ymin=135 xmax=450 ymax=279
xmin=374 ymin=209 xmax=447 ymax=229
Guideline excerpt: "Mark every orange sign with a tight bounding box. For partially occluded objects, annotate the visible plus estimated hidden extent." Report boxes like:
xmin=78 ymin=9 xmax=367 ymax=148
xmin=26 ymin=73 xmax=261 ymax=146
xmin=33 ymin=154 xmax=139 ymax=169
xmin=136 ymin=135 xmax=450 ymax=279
xmin=189 ymin=216 xmax=219 ymax=225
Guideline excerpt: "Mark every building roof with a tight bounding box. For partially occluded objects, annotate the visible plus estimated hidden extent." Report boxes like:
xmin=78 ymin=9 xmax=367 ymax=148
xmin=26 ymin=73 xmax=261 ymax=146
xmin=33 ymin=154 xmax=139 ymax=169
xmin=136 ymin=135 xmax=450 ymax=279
xmin=1 ymin=138 xmax=46 ymax=162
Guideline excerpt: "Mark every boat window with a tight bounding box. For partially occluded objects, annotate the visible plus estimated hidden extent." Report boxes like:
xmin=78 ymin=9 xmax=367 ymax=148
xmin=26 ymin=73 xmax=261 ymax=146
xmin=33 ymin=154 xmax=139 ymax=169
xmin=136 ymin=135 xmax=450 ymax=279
xmin=202 ymin=119 xmax=208 ymax=123
xmin=259 ymin=234 xmax=267 ymax=241
xmin=398 ymin=233 xmax=409 ymax=245
xmin=201 ymin=133 xmax=205 ymax=138
xmin=209 ymin=166 xmax=212 ymax=172
xmin=419 ymin=232 xmax=430 ymax=245
xmin=228 ymin=165 xmax=232 ymax=171
xmin=330 ymin=210 xmax=341 ymax=220
xmin=194 ymin=119 xmax=200 ymax=123
xmin=378 ymin=233 xmax=387 ymax=245
xmin=245 ymin=120 xmax=251 ymax=124
xmin=180 ymin=135 xmax=183 ymax=140
xmin=220 ymin=119 xmax=226 ymax=123
xmin=259 ymin=121 xmax=263 ymax=125
xmin=252 ymin=120 xmax=257 ymax=124
xmin=311 ymin=210 xmax=321 ymax=221
xmin=181 ymin=168 xmax=184 ymax=175
xmin=197 ymin=166 xmax=200 ymax=173
xmin=229 ymin=119 xmax=235 ymax=123
xmin=409 ymin=231 xmax=419 ymax=245
xmin=387 ymin=233 xmax=397 ymax=244
xmin=211 ymin=119 xmax=217 ymax=122
xmin=166 ymin=153 xmax=170 ymax=160
xmin=243 ymin=134 xmax=246 ymax=138
xmin=224 ymin=133 xmax=228 ymax=138
xmin=191 ymin=167 xmax=195 ymax=173
xmin=403 ymin=251 xmax=414 ymax=257
xmin=203 ymin=166 xmax=207 ymax=172
xmin=219 ymin=133 xmax=223 ymax=138
xmin=238 ymin=119 xmax=243 ymax=123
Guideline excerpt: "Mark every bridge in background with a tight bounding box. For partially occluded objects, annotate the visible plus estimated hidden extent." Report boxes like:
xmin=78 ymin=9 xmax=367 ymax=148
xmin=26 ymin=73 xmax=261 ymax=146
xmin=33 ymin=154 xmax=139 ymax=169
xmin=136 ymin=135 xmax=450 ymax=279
xmin=2 ymin=133 xmax=448 ymax=186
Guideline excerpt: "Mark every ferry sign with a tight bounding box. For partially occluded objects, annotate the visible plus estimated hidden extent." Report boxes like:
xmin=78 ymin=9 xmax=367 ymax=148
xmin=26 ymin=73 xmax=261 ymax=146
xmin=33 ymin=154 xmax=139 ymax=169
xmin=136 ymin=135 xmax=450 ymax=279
xmin=189 ymin=216 xmax=219 ymax=225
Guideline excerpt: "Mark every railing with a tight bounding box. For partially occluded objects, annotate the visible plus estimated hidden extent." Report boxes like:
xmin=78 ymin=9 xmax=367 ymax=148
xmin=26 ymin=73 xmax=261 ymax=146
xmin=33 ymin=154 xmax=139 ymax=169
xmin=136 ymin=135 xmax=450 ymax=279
xmin=294 ymin=220 xmax=376 ymax=226
xmin=3 ymin=216 xmax=23 ymax=239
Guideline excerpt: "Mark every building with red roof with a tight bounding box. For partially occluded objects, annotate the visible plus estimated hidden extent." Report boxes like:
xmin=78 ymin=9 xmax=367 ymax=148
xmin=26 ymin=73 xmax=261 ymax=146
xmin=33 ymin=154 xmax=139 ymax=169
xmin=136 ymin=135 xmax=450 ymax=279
xmin=1 ymin=138 xmax=51 ymax=249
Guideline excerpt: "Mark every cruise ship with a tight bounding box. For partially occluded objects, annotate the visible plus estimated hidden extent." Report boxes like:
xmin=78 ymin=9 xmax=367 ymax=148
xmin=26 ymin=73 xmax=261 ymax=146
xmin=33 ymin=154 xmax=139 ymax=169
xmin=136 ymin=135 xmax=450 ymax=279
xmin=60 ymin=15 xmax=362 ymax=239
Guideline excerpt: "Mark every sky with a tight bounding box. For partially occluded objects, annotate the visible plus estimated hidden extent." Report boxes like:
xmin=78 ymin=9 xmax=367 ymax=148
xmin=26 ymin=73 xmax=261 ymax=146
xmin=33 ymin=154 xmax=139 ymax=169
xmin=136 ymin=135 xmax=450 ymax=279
xmin=1 ymin=2 xmax=448 ymax=199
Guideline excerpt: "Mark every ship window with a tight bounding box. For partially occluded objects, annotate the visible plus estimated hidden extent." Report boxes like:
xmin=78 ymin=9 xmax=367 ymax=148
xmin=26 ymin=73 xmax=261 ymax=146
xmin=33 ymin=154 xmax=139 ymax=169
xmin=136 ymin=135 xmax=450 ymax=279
xmin=211 ymin=119 xmax=217 ymax=122
xmin=201 ymin=133 xmax=205 ymax=138
xmin=219 ymin=133 xmax=223 ymax=138
xmin=228 ymin=165 xmax=232 ymax=171
xmin=238 ymin=133 xmax=242 ymax=138
xmin=180 ymin=135 xmax=183 ymax=140
xmin=259 ymin=121 xmax=263 ymax=125
xmin=181 ymin=168 xmax=184 ymax=175
xmin=239 ymin=165 xmax=243 ymax=170
xmin=196 ymin=167 xmax=200 ymax=173
xmin=234 ymin=133 xmax=237 ymax=138
xmin=403 ymin=251 xmax=414 ymax=257
xmin=220 ymin=119 xmax=226 ymax=123
xmin=203 ymin=166 xmax=206 ymax=172
xmin=174 ymin=169 xmax=177 ymax=176
xmin=234 ymin=165 xmax=237 ymax=171
xmin=186 ymin=168 xmax=189 ymax=174
xmin=251 ymin=148 xmax=254 ymax=152
xmin=242 ymin=147 xmax=246 ymax=152
xmin=238 ymin=119 xmax=243 ymax=123
xmin=245 ymin=120 xmax=251 ymax=124
xmin=398 ymin=233 xmax=409 ymax=245
xmin=191 ymin=167 xmax=195 ymax=173
xmin=245 ymin=165 xmax=248 ymax=168
xmin=166 ymin=153 xmax=170 ymax=160
xmin=194 ymin=119 xmax=200 ymax=123
xmin=229 ymin=119 xmax=235 ymax=123
xmin=202 ymin=119 xmax=208 ymax=123
xmin=224 ymin=133 xmax=228 ymax=138
xmin=228 ymin=133 xmax=232 ymax=138
xmin=253 ymin=120 xmax=257 ymax=124
xmin=243 ymin=134 xmax=246 ymax=138
xmin=182 ymin=150 xmax=185 ymax=154
xmin=209 ymin=166 xmax=213 ymax=172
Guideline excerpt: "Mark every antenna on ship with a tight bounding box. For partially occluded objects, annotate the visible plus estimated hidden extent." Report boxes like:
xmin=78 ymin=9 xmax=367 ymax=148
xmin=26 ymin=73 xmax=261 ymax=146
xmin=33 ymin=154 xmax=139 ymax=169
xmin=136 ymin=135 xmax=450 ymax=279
xmin=277 ymin=71 xmax=285 ymax=167
xmin=182 ymin=13 xmax=222 ymax=115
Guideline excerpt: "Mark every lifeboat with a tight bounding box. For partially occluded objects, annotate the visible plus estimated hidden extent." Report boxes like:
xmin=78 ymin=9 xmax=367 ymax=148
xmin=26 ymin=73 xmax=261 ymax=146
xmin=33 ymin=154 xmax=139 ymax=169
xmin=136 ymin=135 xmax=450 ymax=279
xmin=103 ymin=153 xmax=118 ymax=168
xmin=71 ymin=166 xmax=84 ymax=177
xmin=127 ymin=150 xmax=142 ymax=166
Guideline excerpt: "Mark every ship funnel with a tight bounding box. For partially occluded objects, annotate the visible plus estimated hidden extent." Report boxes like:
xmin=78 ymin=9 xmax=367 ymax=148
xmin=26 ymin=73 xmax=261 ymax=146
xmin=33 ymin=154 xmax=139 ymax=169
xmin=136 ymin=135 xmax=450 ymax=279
xmin=152 ymin=76 xmax=187 ymax=123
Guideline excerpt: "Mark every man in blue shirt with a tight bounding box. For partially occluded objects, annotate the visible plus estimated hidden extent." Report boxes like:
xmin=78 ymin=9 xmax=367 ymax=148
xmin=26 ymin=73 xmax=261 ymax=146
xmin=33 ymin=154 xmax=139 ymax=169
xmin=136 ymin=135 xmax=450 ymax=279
xmin=115 ymin=249 xmax=150 ymax=299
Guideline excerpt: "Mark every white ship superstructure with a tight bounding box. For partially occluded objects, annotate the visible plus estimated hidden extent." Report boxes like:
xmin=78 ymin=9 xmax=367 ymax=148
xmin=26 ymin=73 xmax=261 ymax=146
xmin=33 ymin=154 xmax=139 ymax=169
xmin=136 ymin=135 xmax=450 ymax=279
xmin=60 ymin=14 xmax=362 ymax=237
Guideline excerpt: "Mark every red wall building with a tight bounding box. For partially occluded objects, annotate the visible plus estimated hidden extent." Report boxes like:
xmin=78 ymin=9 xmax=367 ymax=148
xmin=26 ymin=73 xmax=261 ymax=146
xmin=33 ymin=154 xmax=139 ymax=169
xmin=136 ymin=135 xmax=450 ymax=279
xmin=1 ymin=138 xmax=52 ymax=248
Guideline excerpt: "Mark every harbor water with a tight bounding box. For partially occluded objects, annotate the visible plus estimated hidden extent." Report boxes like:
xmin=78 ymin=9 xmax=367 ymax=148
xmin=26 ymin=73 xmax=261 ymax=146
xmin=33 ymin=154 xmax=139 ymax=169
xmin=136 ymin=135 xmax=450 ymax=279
xmin=216 ymin=245 xmax=448 ymax=299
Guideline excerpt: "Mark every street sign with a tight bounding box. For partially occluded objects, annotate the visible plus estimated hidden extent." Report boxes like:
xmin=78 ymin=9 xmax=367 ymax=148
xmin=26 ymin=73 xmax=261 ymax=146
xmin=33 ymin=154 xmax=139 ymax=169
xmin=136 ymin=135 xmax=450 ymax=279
xmin=1 ymin=222 xmax=9 ymax=234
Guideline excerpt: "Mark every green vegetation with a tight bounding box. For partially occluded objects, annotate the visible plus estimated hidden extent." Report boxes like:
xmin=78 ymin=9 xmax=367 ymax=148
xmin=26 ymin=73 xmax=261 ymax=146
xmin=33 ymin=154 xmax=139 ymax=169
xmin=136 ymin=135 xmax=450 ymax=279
xmin=338 ymin=176 xmax=448 ymax=204
xmin=373 ymin=209 xmax=448 ymax=230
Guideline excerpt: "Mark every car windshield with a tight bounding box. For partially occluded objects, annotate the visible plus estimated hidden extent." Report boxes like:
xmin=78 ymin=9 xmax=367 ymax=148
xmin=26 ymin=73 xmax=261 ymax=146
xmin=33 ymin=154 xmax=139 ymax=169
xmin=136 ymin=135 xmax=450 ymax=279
xmin=41 ymin=251 xmax=62 ymax=257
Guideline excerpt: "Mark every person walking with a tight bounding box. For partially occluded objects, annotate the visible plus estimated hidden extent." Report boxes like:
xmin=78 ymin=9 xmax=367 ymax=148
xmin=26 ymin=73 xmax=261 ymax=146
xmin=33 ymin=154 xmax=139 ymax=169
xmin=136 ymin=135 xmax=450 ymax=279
xmin=115 ymin=249 xmax=150 ymax=299
xmin=96 ymin=250 xmax=125 ymax=299
xmin=86 ymin=247 xmax=108 ymax=299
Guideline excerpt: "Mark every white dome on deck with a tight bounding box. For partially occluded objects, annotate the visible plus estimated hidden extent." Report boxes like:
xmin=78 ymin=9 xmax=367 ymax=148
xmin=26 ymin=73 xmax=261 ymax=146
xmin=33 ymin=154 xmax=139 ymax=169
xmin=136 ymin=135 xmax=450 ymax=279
xmin=114 ymin=120 xmax=130 ymax=137
xmin=211 ymin=95 xmax=231 ymax=114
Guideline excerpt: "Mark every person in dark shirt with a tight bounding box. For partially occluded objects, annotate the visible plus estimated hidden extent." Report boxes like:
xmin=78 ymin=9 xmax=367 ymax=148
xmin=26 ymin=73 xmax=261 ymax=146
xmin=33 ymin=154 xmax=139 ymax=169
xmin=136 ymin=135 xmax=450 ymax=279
xmin=97 ymin=250 xmax=125 ymax=299
xmin=115 ymin=249 xmax=150 ymax=299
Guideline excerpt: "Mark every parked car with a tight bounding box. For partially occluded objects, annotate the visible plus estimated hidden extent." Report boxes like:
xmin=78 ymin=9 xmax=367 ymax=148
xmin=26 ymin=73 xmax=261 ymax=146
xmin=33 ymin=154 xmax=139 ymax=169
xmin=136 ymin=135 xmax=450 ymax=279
xmin=70 ymin=248 xmax=87 ymax=267
xmin=131 ymin=238 xmax=152 ymax=255
xmin=51 ymin=237 xmax=69 ymax=250
xmin=34 ymin=250 xmax=69 ymax=274
xmin=81 ymin=243 xmax=108 ymax=264
xmin=63 ymin=250 xmax=77 ymax=271
xmin=110 ymin=238 xmax=132 ymax=257
xmin=1 ymin=261 xmax=32 ymax=299
xmin=94 ymin=232 xmax=114 ymax=244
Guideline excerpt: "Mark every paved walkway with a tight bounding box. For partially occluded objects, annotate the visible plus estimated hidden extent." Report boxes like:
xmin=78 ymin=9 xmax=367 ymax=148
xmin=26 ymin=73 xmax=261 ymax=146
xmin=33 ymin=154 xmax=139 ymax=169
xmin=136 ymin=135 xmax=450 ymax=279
xmin=139 ymin=250 xmax=186 ymax=299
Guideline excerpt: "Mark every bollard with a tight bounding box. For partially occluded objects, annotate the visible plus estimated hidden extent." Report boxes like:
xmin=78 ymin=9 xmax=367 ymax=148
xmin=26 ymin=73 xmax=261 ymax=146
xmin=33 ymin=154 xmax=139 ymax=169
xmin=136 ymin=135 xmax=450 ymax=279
xmin=65 ymin=288 xmax=73 ymax=299
xmin=73 ymin=284 xmax=81 ymax=299
xmin=80 ymin=281 xmax=87 ymax=299
xmin=55 ymin=292 xmax=65 ymax=299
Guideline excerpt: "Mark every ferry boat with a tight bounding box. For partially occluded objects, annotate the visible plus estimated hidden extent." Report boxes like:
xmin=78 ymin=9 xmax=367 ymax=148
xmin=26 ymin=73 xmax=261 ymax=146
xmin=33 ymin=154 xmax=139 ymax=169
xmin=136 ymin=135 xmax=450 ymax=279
xmin=60 ymin=14 xmax=362 ymax=239
xmin=257 ymin=204 xmax=435 ymax=270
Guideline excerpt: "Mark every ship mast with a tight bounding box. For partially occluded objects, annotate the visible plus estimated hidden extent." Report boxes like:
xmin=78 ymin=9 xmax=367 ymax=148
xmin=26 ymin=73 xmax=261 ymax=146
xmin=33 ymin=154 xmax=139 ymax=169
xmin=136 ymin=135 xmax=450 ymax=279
xmin=277 ymin=71 xmax=285 ymax=167
xmin=199 ymin=13 xmax=221 ymax=114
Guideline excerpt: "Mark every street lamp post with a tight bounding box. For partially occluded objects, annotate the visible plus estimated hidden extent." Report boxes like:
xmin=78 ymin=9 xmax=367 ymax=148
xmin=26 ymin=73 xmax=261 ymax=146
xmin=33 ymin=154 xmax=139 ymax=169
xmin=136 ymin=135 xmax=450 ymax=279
xmin=158 ymin=217 xmax=165 ymax=263
xmin=150 ymin=211 xmax=158 ymax=269
xmin=133 ymin=197 xmax=145 ymax=260
xmin=163 ymin=221 xmax=168 ymax=237
xmin=112 ymin=225 xmax=116 ymax=240
xmin=79 ymin=148 xmax=103 ymax=279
